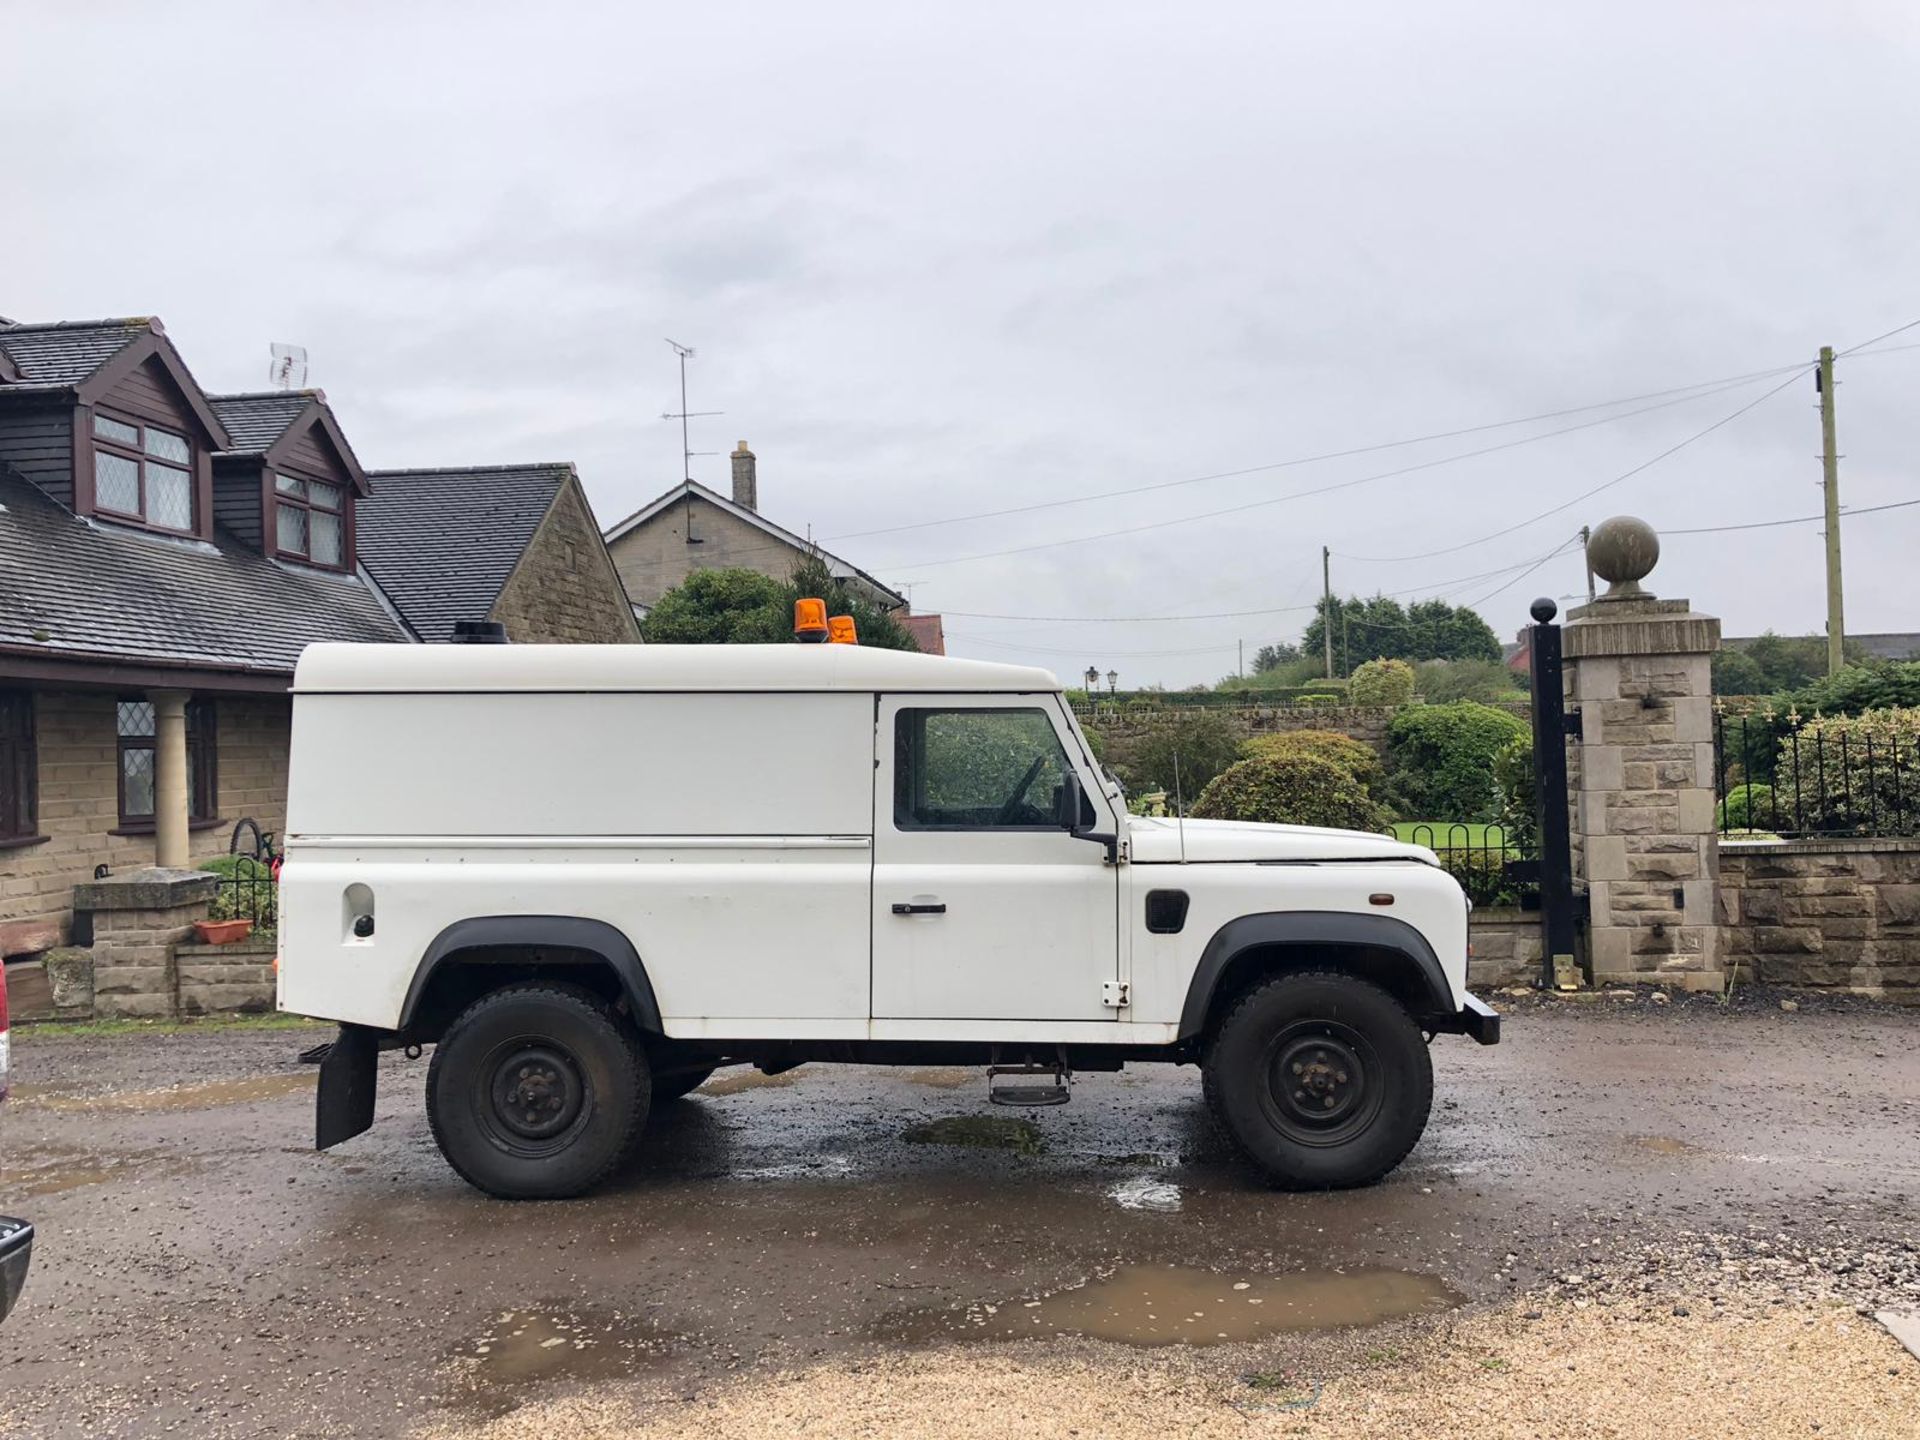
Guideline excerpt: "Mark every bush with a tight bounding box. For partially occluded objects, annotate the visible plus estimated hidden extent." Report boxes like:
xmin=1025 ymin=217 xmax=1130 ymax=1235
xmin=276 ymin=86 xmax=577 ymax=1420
xmin=1718 ymin=783 xmax=1776 ymax=833
xmin=1383 ymin=701 xmax=1530 ymax=823
xmin=1415 ymin=658 xmax=1528 ymax=705
xmin=1349 ymin=658 xmax=1416 ymax=708
xmin=1493 ymin=731 xmax=1537 ymax=851
xmin=1242 ymin=729 xmax=1381 ymax=786
xmin=1791 ymin=661 xmax=1920 ymax=718
xmin=1303 ymin=678 xmax=1350 ymax=699
xmin=1192 ymin=753 xmax=1393 ymax=832
xmin=1772 ymin=707 xmax=1920 ymax=835
xmin=1123 ymin=710 xmax=1244 ymax=810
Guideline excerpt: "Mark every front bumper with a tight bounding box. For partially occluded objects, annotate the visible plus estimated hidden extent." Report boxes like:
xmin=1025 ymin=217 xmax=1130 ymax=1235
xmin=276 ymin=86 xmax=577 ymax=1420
xmin=1457 ymin=992 xmax=1501 ymax=1045
xmin=0 ymin=1216 xmax=32 ymax=1325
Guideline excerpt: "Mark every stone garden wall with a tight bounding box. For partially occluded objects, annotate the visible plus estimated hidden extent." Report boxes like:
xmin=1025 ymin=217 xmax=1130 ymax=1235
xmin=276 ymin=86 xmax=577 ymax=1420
xmin=1719 ymin=839 xmax=1920 ymax=998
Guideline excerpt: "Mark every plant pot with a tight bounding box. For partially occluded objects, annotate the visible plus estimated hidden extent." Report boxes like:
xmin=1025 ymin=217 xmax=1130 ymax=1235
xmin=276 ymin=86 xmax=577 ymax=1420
xmin=193 ymin=918 xmax=254 ymax=945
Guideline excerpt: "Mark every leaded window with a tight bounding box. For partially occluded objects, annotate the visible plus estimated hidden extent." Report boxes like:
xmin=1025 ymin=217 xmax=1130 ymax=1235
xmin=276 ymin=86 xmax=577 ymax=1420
xmin=272 ymin=472 xmax=348 ymax=569
xmin=0 ymin=691 xmax=36 ymax=842
xmin=91 ymin=411 xmax=195 ymax=532
xmin=116 ymin=698 xmax=217 ymax=827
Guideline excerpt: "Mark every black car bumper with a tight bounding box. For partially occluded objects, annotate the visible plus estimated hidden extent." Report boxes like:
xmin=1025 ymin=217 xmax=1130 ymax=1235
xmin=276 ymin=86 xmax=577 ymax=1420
xmin=1457 ymin=991 xmax=1501 ymax=1045
xmin=0 ymin=1216 xmax=31 ymax=1325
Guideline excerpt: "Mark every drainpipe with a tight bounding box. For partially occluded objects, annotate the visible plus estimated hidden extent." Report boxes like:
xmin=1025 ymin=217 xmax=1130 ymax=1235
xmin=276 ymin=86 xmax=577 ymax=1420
xmin=151 ymin=690 xmax=190 ymax=869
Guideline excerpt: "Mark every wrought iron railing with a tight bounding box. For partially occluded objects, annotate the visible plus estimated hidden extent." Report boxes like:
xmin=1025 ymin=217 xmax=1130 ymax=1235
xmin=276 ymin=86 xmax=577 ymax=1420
xmin=1393 ymin=822 xmax=1538 ymax=908
xmin=1716 ymin=709 xmax=1917 ymax=838
xmin=208 ymin=818 xmax=279 ymax=936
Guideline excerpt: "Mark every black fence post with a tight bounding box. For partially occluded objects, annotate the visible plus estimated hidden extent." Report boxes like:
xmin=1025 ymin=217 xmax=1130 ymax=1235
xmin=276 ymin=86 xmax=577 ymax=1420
xmin=1527 ymin=597 xmax=1578 ymax=989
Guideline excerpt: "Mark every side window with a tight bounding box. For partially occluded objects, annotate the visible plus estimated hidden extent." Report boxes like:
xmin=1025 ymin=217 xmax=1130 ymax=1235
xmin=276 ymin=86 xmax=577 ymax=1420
xmin=895 ymin=708 xmax=1075 ymax=829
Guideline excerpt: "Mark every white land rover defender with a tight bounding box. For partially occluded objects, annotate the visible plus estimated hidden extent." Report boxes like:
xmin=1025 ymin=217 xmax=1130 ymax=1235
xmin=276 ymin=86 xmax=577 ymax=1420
xmin=279 ymin=639 xmax=1498 ymax=1199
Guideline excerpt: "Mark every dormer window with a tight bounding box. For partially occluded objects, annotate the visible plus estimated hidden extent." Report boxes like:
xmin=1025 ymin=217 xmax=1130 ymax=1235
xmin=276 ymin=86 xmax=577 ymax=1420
xmin=93 ymin=411 xmax=195 ymax=532
xmin=273 ymin=472 xmax=347 ymax=569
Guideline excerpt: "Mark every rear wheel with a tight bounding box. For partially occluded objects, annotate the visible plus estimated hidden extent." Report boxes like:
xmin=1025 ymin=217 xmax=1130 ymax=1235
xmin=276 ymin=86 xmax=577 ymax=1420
xmin=1203 ymin=971 xmax=1432 ymax=1189
xmin=426 ymin=982 xmax=648 ymax=1199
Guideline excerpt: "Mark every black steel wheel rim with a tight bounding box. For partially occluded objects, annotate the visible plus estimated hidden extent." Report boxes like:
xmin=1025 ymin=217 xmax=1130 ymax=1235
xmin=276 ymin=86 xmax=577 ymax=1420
xmin=1257 ymin=1020 xmax=1383 ymax=1146
xmin=477 ymin=1038 xmax=593 ymax=1157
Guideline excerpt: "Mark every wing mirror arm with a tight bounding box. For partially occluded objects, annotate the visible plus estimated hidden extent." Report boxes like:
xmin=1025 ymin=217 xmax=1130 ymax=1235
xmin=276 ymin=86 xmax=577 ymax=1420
xmin=1059 ymin=771 xmax=1120 ymax=864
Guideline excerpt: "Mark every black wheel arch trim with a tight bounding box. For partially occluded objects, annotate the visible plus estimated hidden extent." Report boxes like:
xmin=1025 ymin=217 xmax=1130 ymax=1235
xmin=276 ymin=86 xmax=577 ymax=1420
xmin=1176 ymin=910 xmax=1456 ymax=1040
xmin=399 ymin=915 xmax=664 ymax=1034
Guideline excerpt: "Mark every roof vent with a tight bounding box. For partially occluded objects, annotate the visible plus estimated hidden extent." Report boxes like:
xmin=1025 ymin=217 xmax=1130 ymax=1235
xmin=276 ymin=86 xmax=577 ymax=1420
xmin=451 ymin=620 xmax=509 ymax=644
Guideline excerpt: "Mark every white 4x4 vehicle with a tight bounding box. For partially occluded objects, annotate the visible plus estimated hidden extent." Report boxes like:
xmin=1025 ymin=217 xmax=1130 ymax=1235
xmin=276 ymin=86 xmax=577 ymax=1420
xmin=280 ymin=641 xmax=1497 ymax=1199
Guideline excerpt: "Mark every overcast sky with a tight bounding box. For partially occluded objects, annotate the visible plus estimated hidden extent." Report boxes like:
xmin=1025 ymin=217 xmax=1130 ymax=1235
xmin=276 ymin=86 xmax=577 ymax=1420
xmin=8 ymin=2 xmax=1917 ymax=685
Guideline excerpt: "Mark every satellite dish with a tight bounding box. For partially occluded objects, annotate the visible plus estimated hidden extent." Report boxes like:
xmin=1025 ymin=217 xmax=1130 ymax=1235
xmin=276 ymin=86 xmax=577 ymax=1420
xmin=269 ymin=343 xmax=308 ymax=390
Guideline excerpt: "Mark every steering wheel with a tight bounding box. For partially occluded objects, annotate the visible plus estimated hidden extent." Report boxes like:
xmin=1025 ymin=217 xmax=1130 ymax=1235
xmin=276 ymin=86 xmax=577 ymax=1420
xmin=994 ymin=756 xmax=1050 ymax=824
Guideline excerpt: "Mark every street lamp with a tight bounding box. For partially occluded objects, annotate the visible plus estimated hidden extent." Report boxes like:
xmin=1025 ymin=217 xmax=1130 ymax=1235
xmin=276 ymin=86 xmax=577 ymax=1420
xmin=1106 ymin=669 xmax=1119 ymax=694
xmin=1083 ymin=665 xmax=1100 ymax=694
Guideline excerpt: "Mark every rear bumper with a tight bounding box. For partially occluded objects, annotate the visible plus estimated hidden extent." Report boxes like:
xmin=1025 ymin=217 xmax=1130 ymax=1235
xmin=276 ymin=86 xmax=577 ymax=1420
xmin=1456 ymin=991 xmax=1501 ymax=1045
xmin=0 ymin=1217 xmax=32 ymax=1325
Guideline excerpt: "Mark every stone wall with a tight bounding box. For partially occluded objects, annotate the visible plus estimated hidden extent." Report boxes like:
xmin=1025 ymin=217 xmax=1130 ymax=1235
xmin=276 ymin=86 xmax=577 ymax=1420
xmin=2 ymin=690 xmax=290 ymax=954
xmin=175 ymin=938 xmax=276 ymax=1015
xmin=1467 ymin=908 xmax=1544 ymax=989
xmin=492 ymin=476 xmax=642 ymax=644
xmin=1720 ymin=838 xmax=1920 ymax=998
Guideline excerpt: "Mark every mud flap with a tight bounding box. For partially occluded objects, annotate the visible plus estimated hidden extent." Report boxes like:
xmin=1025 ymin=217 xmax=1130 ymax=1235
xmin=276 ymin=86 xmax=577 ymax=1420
xmin=316 ymin=1024 xmax=379 ymax=1150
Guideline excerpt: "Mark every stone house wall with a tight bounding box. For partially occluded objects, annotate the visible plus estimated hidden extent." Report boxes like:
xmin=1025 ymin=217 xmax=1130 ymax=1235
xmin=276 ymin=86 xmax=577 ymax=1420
xmin=491 ymin=477 xmax=642 ymax=644
xmin=607 ymin=491 xmax=805 ymax=611
xmin=1719 ymin=838 xmax=1920 ymax=997
xmin=2 ymin=690 xmax=290 ymax=955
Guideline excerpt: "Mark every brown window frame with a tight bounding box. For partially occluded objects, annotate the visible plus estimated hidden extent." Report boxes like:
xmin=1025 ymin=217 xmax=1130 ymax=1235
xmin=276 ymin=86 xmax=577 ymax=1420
xmin=114 ymin=698 xmax=218 ymax=831
xmin=0 ymin=690 xmax=38 ymax=846
xmin=91 ymin=408 xmax=198 ymax=535
xmin=271 ymin=470 xmax=351 ymax=571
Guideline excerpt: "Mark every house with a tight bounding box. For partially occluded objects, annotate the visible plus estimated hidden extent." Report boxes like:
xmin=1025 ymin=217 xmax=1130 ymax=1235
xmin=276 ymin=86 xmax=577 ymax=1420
xmin=0 ymin=314 xmax=637 ymax=959
xmin=900 ymin=613 xmax=947 ymax=656
xmin=603 ymin=441 xmax=914 ymax=616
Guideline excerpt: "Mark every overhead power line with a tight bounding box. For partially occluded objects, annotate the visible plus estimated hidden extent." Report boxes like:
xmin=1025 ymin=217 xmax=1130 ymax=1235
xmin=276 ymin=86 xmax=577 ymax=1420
xmin=1665 ymin=496 xmax=1920 ymax=535
xmin=1837 ymin=317 xmax=1920 ymax=356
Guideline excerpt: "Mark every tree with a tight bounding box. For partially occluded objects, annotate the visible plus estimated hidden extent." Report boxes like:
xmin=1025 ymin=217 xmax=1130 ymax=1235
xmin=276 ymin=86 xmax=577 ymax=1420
xmin=1299 ymin=595 xmax=1501 ymax=677
xmin=640 ymin=556 xmax=919 ymax=650
xmin=1713 ymin=632 xmax=1865 ymax=695
xmin=1414 ymin=658 xmax=1527 ymax=704
xmin=1382 ymin=701 xmax=1530 ymax=822
xmin=1252 ymin=642 xmax=1302 ymax=674
xmin=1122 ymin=711 xmax=1243 ymax=811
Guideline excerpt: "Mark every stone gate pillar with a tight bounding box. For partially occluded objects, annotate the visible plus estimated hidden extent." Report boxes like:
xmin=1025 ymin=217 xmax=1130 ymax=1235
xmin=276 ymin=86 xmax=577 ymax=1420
xmin=1563 ymin=518 xmax=1723 ymax=989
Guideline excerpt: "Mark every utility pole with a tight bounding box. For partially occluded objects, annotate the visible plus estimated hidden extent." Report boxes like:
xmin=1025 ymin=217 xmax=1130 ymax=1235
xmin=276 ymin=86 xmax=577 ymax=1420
xmin=1238 ymin=638 xmax=1244 ymax=679
xmin=1818 ymin=345 xmax=1845 ymax=676
xmin=1321 ymin=546 xmax=1335 ymax=679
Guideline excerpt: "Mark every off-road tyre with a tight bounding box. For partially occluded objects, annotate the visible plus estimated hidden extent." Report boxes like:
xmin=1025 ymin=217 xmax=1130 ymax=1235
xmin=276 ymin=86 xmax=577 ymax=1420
xmin=426 ymin=982 xmax=649 ymax=1200
xmin=1202 ymin=970 xmax=1432 ymax=1189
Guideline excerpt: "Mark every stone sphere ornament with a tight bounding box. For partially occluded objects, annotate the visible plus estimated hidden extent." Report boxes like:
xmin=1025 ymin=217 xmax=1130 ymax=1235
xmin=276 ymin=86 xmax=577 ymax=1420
xmin=1586 ymin=515 xmax=1660 ymax=599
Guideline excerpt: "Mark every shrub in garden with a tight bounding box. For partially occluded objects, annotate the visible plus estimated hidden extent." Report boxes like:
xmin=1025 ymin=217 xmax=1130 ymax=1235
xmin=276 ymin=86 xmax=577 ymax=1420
xmin=1383 ymin=701 xmax=1530 ymax=823
xmin=1348 ymin=657 xmax=1416 ymax=708
xmin=198 ymin=854 xmax=278 ymax=931
xmin=1125 ymin=710 xmax=1244 ymax=810
xmin=1717 ymin=782 xmax=1776 ymax=833
xmin=1242 ymin=728 xmax=1381 ymax=786
xmin=1771 ymin=707 xmax=1920 ymax=835
xmin=1191 ymin=753 xmax=1393 ymax=832
xmin=1492 ymin=731 xmax=1537 ymax=851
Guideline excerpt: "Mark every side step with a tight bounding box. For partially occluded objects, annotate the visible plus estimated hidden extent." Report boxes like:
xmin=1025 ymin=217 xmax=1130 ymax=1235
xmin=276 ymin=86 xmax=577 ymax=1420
xmin=988 ymin=1061 xmax=1071 ymax=1108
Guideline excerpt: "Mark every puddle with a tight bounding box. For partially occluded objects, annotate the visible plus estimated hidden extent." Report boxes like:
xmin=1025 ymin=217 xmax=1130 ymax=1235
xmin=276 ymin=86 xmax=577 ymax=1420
xmin=0 ymin=1145 xmax=191 ymax=1198
xmin=446 ymin=1307 xmax=676 ymax=1416
xmin=877 ymin=1264 xmax=1460 ymax=1348
xmin=1107 ymin=1175 xmax=1182 ymax=1212
xmin=1627 ymin=1134 xmax=1700 ymax=1156
xmin=736 ymin=1154 xmax=857 ymax=1182
xmin=699 ymin=1068 xmax=804 ymax=1096
xmin=903 ymin=1066 xmax=977 ymax=1090
xmin=903 ymin=1115 xmax=1045 ymax=1155
xmin=11 ymin=1073 xmax=314 ymax=1113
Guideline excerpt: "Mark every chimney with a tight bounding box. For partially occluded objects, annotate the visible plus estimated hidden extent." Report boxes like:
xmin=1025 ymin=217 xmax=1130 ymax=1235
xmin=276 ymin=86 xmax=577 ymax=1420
xmin=731 ymin=440 xmax=758 ymax=512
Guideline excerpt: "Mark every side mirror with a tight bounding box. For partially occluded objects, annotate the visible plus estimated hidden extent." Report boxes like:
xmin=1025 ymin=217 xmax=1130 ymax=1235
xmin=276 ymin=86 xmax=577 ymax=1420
xmin=1058 ymin=771 xmax=1120 ymax=864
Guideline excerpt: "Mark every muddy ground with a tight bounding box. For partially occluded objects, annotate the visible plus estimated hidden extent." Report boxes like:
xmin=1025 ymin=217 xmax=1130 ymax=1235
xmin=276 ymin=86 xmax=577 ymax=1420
xmin=1 ymin=992 xmax=1916 ymax=1437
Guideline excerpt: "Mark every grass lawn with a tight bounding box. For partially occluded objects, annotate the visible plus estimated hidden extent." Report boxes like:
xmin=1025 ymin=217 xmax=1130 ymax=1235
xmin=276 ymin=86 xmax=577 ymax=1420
xmin=1391 ymin=821 xmax=1514 ymax=851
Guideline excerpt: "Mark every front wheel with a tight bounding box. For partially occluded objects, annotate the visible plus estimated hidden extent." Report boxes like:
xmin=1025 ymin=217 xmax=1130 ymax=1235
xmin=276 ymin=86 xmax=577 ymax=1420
xmin=1203 ymin=971 xmax=1432 ymax=1189
xmin=426 ymin=982 xmax=648 ymax=1199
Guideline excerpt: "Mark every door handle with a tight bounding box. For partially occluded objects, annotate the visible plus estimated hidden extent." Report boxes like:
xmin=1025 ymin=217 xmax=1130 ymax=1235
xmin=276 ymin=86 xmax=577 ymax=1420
xmin=891 ymin=902 xmax=947 ymax=915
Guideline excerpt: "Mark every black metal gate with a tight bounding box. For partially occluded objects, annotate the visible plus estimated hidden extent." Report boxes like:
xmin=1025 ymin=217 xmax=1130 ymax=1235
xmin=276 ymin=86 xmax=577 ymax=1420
xmin=1523 ymin=597 xmax=1580 ymax=988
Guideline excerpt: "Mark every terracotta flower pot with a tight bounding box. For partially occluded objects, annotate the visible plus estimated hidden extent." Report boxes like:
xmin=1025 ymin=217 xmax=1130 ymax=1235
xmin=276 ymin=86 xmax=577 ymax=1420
xmin=194 ymin=918 xmax=254 ymax=945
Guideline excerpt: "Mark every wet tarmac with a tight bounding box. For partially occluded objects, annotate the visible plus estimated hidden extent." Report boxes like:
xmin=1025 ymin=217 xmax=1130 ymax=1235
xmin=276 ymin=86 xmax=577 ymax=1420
xmin=0 ymin=994 xmax=1916 ymax=1437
